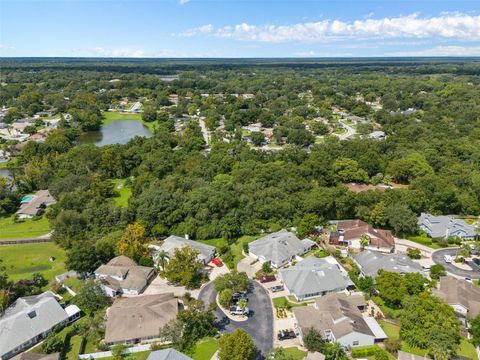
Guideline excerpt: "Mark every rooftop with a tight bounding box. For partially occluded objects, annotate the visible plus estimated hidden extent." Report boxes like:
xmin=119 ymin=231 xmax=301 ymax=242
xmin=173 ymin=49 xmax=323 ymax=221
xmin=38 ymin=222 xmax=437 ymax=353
xmin=432 ymin=276 xmax=480 ymax=318
xmin=354 ymin=250 xmax=424 ymax=277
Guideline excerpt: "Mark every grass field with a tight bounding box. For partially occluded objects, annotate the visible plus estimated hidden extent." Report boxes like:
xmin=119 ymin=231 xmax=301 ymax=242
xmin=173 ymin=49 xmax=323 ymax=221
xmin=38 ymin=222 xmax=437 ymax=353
xmin=0 ymin=216 xmax=51 ymax=239
xmin=282 ymin=347 xmax=307 ymax=360
xmin=272 ymin=296 xmax=310 ymax=308
xmin=112 ymin=179 xmax=132 ymax=207
xmin=199 ymin=235 xmax=258 ymax=269
xmin=191 ymin=338 xmax=220 ymax=360
xmin=0 ymin=242 xmax=66 ymax=282
xmin=102 ymin=111 xmax=156 ymax=132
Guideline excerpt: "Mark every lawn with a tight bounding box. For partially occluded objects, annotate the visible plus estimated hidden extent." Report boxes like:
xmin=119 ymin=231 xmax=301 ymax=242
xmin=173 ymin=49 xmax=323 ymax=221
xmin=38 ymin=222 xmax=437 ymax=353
xmin=372 ymin=296 xmax=402 ymax=318
xmin=200 ymin=235 xmax=258 ymax=270
xmin=198 ymin=238 xmax=228 ymax=251
xmin=282 ymin=347 xmax=307 ymax=360
xmin=272 ymin=296 xmax=310 ymax=308
xmin=190 ymin=338 xmax=219 ymax=360
xmin=102 ymin=111 xmax=156 ymax=132
xmin=65 ymin=335 xmax=83 ymax=360
xmin=112 ymin=179 xmax=132 ymax=207
xmin=0 ymin=216 xmax=51 ymax=239
xmin=0 ymin=242 xmax=66 ymax=282
xmin=403 ymin=234 xmax=446 ymax=249
xmin=378 ymin=320 xmax=476 ymax=359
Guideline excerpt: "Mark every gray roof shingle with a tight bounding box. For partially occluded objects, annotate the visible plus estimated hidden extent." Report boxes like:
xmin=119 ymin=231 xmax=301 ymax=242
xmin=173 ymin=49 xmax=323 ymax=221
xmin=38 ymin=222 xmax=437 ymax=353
xmin=418 ymin=213 xmax=476 ymax=239
xmin=354 ymin=250 xmax=424 ymax=278
xmin=146 ymin=349 xmax=192 ymax=360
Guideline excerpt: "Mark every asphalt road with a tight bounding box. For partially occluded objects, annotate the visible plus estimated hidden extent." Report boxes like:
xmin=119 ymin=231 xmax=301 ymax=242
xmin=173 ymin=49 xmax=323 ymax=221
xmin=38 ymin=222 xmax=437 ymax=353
xmin=198 ymin=280 xmax=274 ymax=358
xmin=432 ymin=248 xmax=480 ymax=279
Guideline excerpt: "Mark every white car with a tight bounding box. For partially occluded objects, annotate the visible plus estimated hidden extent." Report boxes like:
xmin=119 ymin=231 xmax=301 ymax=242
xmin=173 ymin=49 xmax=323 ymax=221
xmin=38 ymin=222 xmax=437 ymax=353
xmin=444 ymin=255 xmax=453 ymax=263
xmin=230 ymin=306 xmax=249 ymax=316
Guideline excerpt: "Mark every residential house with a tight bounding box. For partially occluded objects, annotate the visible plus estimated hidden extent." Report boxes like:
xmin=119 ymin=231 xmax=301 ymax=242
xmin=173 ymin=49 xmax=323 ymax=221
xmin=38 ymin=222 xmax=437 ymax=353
xmin=150 ymin=235 xmax=216 ymax=266
xmin=432 ymin=276 xmax=480 ymax=319
xmin=105 ymin=293 xmax=178 ymax=345
xmin=329 ymin=220 xmax=395 ymax=253
xmin=16 ymin=190 xmax=56 ymax=219
xmin=241 ymin=122 xmax=262 ymax=133
xmin=94 ymin=255 xmax=155 ymax=297
xmin=0 ymin=292 xmax=80 ymax=360
xmin=11 ymin=352 xmax=60 ymax=360
xmin=279 ymin=256 xmax=354 ymax=301
xmin=418 ymin=213 xmax=476 ymax=240
xmin=354 ymin=250 xmax=424 ymax=278
xmin=368 ymin=131 xmax=386 ymax=139
xmin=146 ymin=349 xmax=192 ymax=360
xmin=248 ymin=229 xmax=316 ymax=268
xmin=293 ymin=293 xmax=387 ymax=348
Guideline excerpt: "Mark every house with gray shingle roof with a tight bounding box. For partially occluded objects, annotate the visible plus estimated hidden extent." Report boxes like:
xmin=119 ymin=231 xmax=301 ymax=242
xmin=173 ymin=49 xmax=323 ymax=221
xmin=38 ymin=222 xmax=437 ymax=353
xmin=279 ymin=256 xmax=354 ymax=301
xmin=418 ymin=213 xmax=476 ymax=240
xmin=248 ymin=229 xmax=316 ymax=268
xmin=0 ymin=292 xmax=81 ymax=359
xmin=354 ymin=250 xmax=424 ymax=278
xmin=146 ymin=349 xmax=192 ymax=360
xmin=150 ymin=235 xmax=216 ymax=265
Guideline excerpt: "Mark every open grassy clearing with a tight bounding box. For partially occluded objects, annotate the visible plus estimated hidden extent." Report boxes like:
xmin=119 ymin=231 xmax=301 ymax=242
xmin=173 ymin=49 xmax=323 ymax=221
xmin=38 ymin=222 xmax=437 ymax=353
xmin=282 ymin=347 xmax=307 ymax=359
xmin=112 ymin=178 xmax=132 ymax=207
xmin=190 ymin=338 xmax=220 ymax=360
xmin=102 ymin=111 xmax=156 ymax=132
xmin=0 ymin=242 xmax=66 ymax=282
xmin=0 ymin=216 xmax=51 ymax=239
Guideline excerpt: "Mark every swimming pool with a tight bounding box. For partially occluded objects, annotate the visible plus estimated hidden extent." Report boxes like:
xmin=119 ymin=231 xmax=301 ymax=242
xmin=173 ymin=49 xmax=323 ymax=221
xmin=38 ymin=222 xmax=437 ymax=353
xmin=21 ymin=195 xmax=33 ymax=203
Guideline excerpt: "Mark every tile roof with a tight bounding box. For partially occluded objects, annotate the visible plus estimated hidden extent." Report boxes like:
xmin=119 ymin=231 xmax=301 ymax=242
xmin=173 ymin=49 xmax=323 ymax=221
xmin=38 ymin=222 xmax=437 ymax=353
xmin=336 ymin=220 xmax=395 ymax=250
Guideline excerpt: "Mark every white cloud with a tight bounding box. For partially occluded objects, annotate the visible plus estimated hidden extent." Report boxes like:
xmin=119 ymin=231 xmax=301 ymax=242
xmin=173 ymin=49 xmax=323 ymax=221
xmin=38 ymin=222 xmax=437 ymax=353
xmin=77 ymin=47 xmax=208 ymax=58
xmin=182 ymin=13 xmax=480 ymax=43
xmin=92 ymin=47 xmax=147 ymax=57
xmin=388 ymin=45 xmax=480 ymax=56
xmin=178 ymin=0 xmax=190 ymax=5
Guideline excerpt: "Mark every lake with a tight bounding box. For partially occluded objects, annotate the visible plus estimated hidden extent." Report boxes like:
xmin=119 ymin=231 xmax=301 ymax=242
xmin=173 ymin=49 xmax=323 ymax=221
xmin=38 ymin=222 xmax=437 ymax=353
xmin=78 ymin=120 xmax=153 ymax=146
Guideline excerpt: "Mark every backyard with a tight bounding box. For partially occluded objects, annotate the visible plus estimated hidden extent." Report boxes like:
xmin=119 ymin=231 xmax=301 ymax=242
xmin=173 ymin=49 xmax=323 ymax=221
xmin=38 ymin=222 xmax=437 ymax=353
xmin=0 ymin=216 xmax=51 ymax=240
xmin=379 ymin=320 xmax=477 ymax=359
xmin=0 ymin=242 xmax=66 ymax=282
xmin=199 ymin=235 xmax=258 ymax=269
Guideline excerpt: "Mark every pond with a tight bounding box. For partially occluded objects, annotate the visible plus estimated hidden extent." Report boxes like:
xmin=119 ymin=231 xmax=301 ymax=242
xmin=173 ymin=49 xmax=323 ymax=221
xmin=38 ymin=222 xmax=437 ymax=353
xmin=78 ymin=120 xmax=152 ymax=146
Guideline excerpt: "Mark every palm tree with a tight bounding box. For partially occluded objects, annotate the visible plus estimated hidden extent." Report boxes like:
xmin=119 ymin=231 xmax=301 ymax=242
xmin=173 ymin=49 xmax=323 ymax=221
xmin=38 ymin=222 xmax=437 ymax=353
xmin=238 ymin=298 xmax=248 ymax=310
xmin=360 ymin=234 xmax=370 ymax=250
xmin=155 ymin=250 xmax=170 ymax=271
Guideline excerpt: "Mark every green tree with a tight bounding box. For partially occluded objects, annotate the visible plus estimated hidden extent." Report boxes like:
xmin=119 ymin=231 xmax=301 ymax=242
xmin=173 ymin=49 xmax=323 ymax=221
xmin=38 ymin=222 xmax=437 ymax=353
xmin=323 ymin=342 xmax=348 ymax=360
xmin=218 ymin=329 xmax=257 ymax=360
xmin=400 ymin=292 xmax=460 ymax=359
xmin=250 ymin=132 xmax=266 ymax=146
xmin=469 ymin=315 xmax=480 ymax=347
xmin=384 ymin=204 xmax=417 ymax=235
xmin=296 ymin=213 xmax=320 ymax=238
xmin=154 ymin=250 xmax=170 ymax=271
xmin=360 ymin=234 xmax=370 ymax=250
xmin=42 ymin=332 xmax=64 ymax=353
xmin=219 ymin=289 xmax=233 ymax=308
xmin=333 ymin=158 xmax=369 ymax=183
xmin=74 ymin=279 xmax=109 ymax=313
xmin=430 ymin=264 xmax=446 ymax=280
xmin=376 ymin=271 xmax=407 ymax=308
xmin=142 ymin=105 xmax=158 ymax=122
xmin=214 ymin=271 xmax=249 ymax=293
xmin=162 ymin=246 xmax=203 ymax=288
xmin=303 ymin=327 xmax=325 ymax=352
xmin=406 ymin=247 xmax=421 ymax=259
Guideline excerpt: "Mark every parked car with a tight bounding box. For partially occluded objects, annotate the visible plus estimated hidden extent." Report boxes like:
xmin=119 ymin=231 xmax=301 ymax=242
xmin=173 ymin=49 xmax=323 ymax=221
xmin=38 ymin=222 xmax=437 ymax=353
xmin=260 ymin=275 xmax=276 ymax=283
xmin=270 ymin=285 xmax=284 ymax=292
xmin=465 ymin=277 xmax=473 ymax=283
xmin=444 ymin=255 xmax=453 ymax=263
xmin=230 ymin=306 xmax=249 ymax=316
xmin=277 ymin=329 xmax=296 ymax=340
xmin=212 ymin=257 xmax=223 ymax=267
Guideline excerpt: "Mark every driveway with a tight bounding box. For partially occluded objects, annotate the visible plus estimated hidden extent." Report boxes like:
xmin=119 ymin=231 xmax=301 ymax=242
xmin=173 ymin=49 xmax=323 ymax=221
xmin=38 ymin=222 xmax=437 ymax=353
xmin=198 ymin=280 xmax=274 ymax=358
xmin=432 ymin=248 xmax=480 ymax=279
xmin=336 ymin=120 xmax=356 ymax=140
xmin=237 ymin=256 xmax=261 ymax=278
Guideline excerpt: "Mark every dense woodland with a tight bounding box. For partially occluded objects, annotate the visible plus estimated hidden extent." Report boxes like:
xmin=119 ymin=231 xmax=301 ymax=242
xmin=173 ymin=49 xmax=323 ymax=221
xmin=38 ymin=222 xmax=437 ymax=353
xmin=1 ymin=58 xmax=479 ymax=254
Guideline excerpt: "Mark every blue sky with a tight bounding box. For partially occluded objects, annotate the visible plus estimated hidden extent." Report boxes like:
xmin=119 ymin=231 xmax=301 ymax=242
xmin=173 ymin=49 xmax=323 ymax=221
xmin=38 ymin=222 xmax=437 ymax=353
xmin=1 ymin=0 xmax=479 ymax=57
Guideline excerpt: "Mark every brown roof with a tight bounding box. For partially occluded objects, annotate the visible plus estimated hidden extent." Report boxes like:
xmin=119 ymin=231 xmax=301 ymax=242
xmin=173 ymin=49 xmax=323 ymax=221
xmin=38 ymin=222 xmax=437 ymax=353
xmin=344 ymin=183 xmax=390 ymax=193
xmin=105 ymin=293 xmax=178 ymax=343
xmin=16 ymin=190 xmax=56 ymax=216
xmin=432 ymin=276 xmax=480 ymax=318
xmin=12 ymin=353 xmax=60 ymax=360
xmin=107 ymin=255 xmax=137 ymax=267
xmin=336 ymin=220 xmax=395 ymax=250
xmin=293 ymin=293 xmax=373 ymax=341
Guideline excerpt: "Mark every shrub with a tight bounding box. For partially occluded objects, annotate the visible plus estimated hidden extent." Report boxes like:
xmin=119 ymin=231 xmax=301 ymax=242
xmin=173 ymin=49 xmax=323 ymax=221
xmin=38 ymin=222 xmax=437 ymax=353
xmin=406 ymin=247 xmax=421 ymax=259
xmin=384 ymin=338 xmax=402 ymax=353
xmin=351 ymin=345 xmax=381 ymax=357
xmin=42 ymin=333 xmax=64 ymax=353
